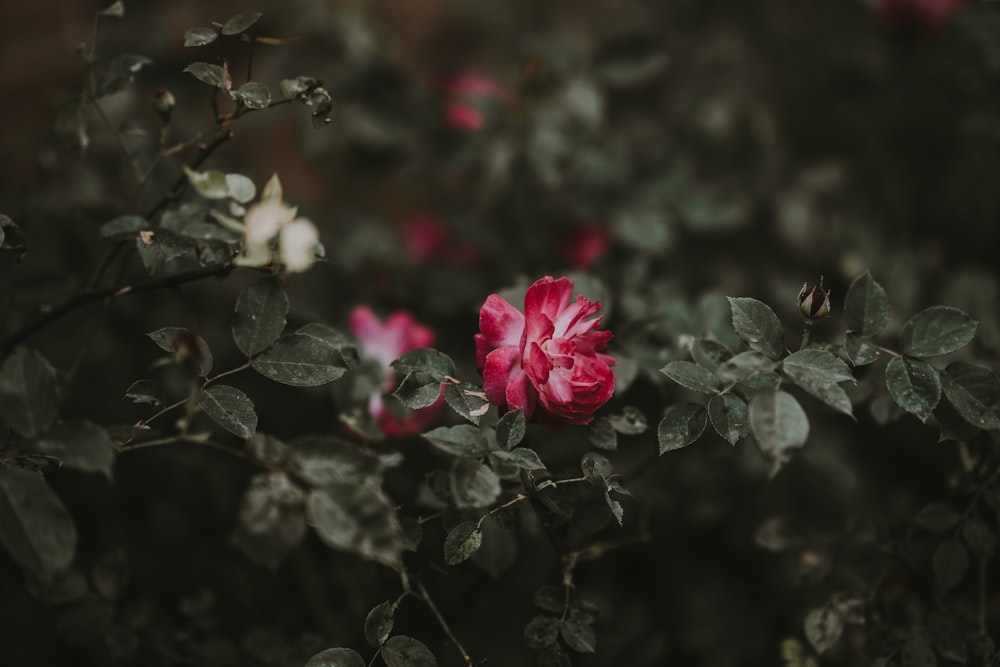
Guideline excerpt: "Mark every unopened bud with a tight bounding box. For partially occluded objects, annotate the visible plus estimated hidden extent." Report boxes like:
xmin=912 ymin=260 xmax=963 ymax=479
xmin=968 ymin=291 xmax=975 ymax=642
xmin=798 ymin=280 xmax=831 ymax=320
xmin=152 ymin=88 xmax=175 ymax=123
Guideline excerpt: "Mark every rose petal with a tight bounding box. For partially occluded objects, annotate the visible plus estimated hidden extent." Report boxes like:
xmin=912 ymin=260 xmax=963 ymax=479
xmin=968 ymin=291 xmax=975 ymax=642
xmin=482 ymin=346 xmax=522 ymax=407
xmin=479 ymin=294 xmax=525 ymax=349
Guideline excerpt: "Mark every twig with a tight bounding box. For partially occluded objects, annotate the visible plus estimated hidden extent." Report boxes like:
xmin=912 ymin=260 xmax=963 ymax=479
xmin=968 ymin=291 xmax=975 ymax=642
xmin=414 ymin=578 xmax=473 ymax=666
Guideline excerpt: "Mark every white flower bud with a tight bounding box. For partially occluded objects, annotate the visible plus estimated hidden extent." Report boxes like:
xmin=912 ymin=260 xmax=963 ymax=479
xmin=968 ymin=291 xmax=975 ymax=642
xmin=279 ymin=218 xmax=320 ymax=273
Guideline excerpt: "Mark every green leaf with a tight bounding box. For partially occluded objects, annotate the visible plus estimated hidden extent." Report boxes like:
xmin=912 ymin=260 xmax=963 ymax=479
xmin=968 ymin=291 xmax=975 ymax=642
xmin=0 ymin=348 xmax=60 ymax=438
xmin=940 ymin=362 xmax=1000 ymax=431
xmin=225 ymin=173 xmax=256 ymax=203
xmin=99 ymin=214 xmax=147 ymax=238
xmin=932 ymin=538 xmax=968 ymax=595
xmin=232 ymin=278 xmax=288 ymax=356
xmin=804 ymin=605 xmax=842 ymax=655
xmin=749 ymin=390 xmax=809 ymax=468
xmin=236 ymin=81 xmax=271 ymax=110
xmin=560 ymin=618 xmax=597 ymax=653
xmin=222 ymin=11 xmax=263 ymax=35
xmin=394 ymin=371 xmax=443 ymax=409
xmin=444 ymin=382 xmax=490 ymax=425
xmin=230 ymin=471 xmax=306 ymax=569
xmin=885 ymin=357 xmax=941 ymax=423
xmin=581 ymin=451 xmax=615 ymax=484
xmin=900 ymin=306 xmax=977 ymax=358
xmin=34 ymin=420 xmax=114 ymax=475
xmin=586 ymin=417 xmax=617 ymax=451
xmin=246 ymin=432 xmax=289 ymax=465
xmin=707 ymin=393 xmax=749 ymax=445
xmin=421 ymin=425 xmax=490 ymax=457
xmin=657 ymin=402 xmax=708 ymax=454
xmin=660 ymin=360 xmax=720 ymax=394
xmin=844 ymin=333 xmax=882 ymax=367
xmin=381 ymin=636 xmax=437 ymax=667
xmin=727 ymin=297 xmax=786 ymax=360
xmin=286 ymin=436 xmax=385 ymax=487
xmin=183 ymin=166 xmax=230 ymax=199
xmin=718 ymin=351 xmax=778 ymax=384
xmin=304 ymin=648 xmax=367 ymax=667
xmin=364 ymin=601 xmax=395 ymax=648
xmin=183 ymin=62 xmax=225 ymax=87
xmin=124 ymin=379 xmax=161 ymax=406
xmin=252 ymin=324 xmax=351 ymax=386
xmin=911 ymin=502 xmax=960 ymax=533
xmin=496 ymin=409 xmax=526 ymax=450
xmin=489 ymin=447 xmax=547 ymax=472
xmin=147 ymin=327 xmax=213 ymax=376
xmin=183 ymin=27 xmax=219 ymax=47
xmin=691 ymin=338 xmax=733 ymax=372
xmin=196 ymin=385 xmax=257 ymax=438
xmin=781 ymin=349 xmax=855 ymax=418
xmin=0 ymin=468 xmax=77 ymax=581
xmin=391 ymin=348 xmax=455 ymax=380
xmin=844 ymin=271 xmax=889 ymax=337
xmin=450 ymin=459 xmax=501 ymax=508
xmin=524 ymin=615 xmax=561 ymax=649
xmin=98 ymin=1 xmax=124 ymax=17
xmin=443 ymin=521 xmax=483 ymax=565
xmin=607 ymin=406 xmax=647 ymax=434
xmin=306 ymin=482 xmax=401 ymax=569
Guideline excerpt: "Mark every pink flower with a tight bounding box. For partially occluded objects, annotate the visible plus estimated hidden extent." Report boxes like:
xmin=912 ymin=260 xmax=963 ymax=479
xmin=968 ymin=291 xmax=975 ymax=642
xmin=441 ymin=70 xmax=509 ymax=133
xmin=561 ymin=223 xmax=611 ymax=270
xmin=349 ymin=306 xmax=443 ymax=438
xmin=475 ymin=276 xmax=616 ymax=426
xmin=879 ymin=0 xmax=968 ymax=32
xmin=399 ymin=213 xmax=481 ymax=266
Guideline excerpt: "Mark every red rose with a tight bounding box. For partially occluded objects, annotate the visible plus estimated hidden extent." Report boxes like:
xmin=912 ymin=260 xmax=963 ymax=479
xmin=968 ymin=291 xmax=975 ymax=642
xmin=475 ymin=276 xmax=616 ymax=426
xmin=349 ymin=306 xmax=443 ymax=438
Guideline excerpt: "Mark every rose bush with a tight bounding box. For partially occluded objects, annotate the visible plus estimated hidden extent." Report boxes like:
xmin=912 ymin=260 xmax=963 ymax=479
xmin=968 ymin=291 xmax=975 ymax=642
xmin=475 ymin=275 xmax=615 ymax=426
xmin=349 ymin=306 xmax=444 ymax=437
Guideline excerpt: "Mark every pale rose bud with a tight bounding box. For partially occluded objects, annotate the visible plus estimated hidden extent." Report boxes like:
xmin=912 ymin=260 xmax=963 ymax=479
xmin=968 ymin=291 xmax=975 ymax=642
xmin=798 ymin=281 xmax=831 ymax=320
xmin=152 ymin=88 xmax=175 ymax=123
xmin=278 ymin=218 xmax=320 ymax=273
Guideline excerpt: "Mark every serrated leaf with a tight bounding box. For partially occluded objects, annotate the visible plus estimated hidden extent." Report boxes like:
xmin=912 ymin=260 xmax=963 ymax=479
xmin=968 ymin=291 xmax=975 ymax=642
xmin=660 ymin=361 xmax=720 ymax=394
xmin=444 ymin=382 xmax=490 ymax=425
xmin=727 ymin=297 xmax=786 ymax=360
xmin=0 ymin=468 xmax=77 ymax=581
xmin=657 ymin=402 xmax=707 ymax=454
xmin=237 ymin=81 xmax=271 ymax=110
xmin=286 ymin=436 xmax=385 ymax=487
xmin=222 ymin=11 xmax=263 ymax=35
xmin=183 ymin=62 xmax=225 ymax=87
xmin=885 ymin=357 xmax=941 ymax=423
xmin=581 ymin=451 xmax=615 ymax=484
xmin=421 ymin=425 xmax=489 ymax=457
xmin=252 ymin=324 xmax=351 ymax=386
xmin=782 ymin=349 xmax=855 ymax=418
xmin=707 ymin=393 xmax=749 ymax=445
xmin=245 ymin=432 xmax=289 ymax=465
xmin=490 ymin=447 xmax=546 ymax=472
xmin=230 ymin=471 xmax=306 ymax=569
xmin=382 ymin=635 xmax=437 ymax=667
xmin=844 ymin=271 xmax=889 ymax=338
xmin=940 ymin=362 xmax=1000 ymax=431
xmin=393 ymin=371 xmax=443 ymax=410
xmin=804 ymin=605 xmax=843 ymax=655
xmin=691 ymin=338 xmax=733 ymax=372
xmin=34 ymin=420 xmax=114 ymax=475
xmin=586 ymin=417 xmax=617 ymax=451
xmin=932 ymin=538 xmax=969 ymax=595
xmin=99 ymin=214 xmax=147 ymax=238
xmin=717 ymin=351 xmax=778 ymax=384
xmin=196 ymin=385 xmax=257 ymax=438
xmin=364 ymin=601 xmax=395 ymax=648
xmin=451 ymin=459 xmax=501 ymax=508
xmin=560 ymin=618 xmax=597 ymax=653
xmin=232 ymin=278 xmax=288 ymax=357
xmin=306 ymin=483 xmax=401 ymax=569
xmin=900 ymin=306 xmax=977 ymax=358
xmin=912 ymin=503 xmax=960 ymax=532
xmin=184 ymin=27 xmax=218 ymax=47
xmin=524 ymin=615 xmax=561 ymax=649
xmin=391 ymin=348 xmax=455 ymax=380
xmin=496 ymin=409 xmax=526 ymax=450
xmin=605 ymin=490 xmax=624 ymax=526
xmin=304 ymin=648 xmax=367 ymax=667
xmin=608 ymin=406 xmax=648 ymax=434
xmin=443 ymin=521 xmax=482 ymax=565
xmin=749 ymin=390 xmax=809 ymax=468
xmin=0 ymin=348 xmax=60 ymax=439
xmin=147 ymin=327 xmax=213 ymax=376
xmin=844 ymin=333 xmax=882 ymax=367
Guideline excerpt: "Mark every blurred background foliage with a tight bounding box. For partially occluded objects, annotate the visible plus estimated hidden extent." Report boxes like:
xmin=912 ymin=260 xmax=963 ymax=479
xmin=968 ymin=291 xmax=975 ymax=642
xmin=2 ymin=0 xmax=1000 ymax=665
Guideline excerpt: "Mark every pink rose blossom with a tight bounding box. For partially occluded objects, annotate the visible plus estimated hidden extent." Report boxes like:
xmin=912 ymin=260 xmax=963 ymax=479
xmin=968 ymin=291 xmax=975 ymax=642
xmin=561 ymin=223 xmax=611 ymax=270
xmin=349 ymin=306 xmax=443 ymax=438
xmin=441 ymin=70 xmax=509 ymax=133
xmin=399 ymin=213 xmax=481 ymax=265
xmin=879 ymin=0 xmax=968 ymax=32
xmin=475 ymin=276 xmax=616 ymax=426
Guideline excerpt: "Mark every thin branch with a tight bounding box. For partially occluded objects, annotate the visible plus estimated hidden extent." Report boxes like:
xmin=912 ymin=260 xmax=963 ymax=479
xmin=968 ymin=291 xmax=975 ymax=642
xmin=91 ymin=98 xmax=143 ymax=181
xmin=414 ymin=578 xmax=473 ymax=666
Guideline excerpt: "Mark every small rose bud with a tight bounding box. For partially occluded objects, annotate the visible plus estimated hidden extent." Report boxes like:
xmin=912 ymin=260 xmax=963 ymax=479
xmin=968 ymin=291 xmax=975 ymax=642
xmin=798 ymin=281 xmax=831 ymax=320
xmin=152 ymin=88 xmax=175 ymax=123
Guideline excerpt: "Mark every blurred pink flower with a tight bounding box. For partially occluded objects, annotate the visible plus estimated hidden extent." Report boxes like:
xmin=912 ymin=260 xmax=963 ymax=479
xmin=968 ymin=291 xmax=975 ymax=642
xmin=442 ymin=71 xmax=508 ymax=133
xmin=475 ymin=276 xmax=616 ymax=427
xmin=561 ymin=223 xmax=611 ymax=270
xmin=349 ymin=306 xmax=443 ymax=438
xmin=878 ymin=0 xmax=968 ymax=32
xmin=399 ymin=213 xmax=481 ymax=265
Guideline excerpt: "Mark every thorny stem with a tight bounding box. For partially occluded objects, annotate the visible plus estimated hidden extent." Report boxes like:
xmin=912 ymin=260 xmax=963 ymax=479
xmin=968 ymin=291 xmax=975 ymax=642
xmin=414 ymin=578 xmax=473 ymax=666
